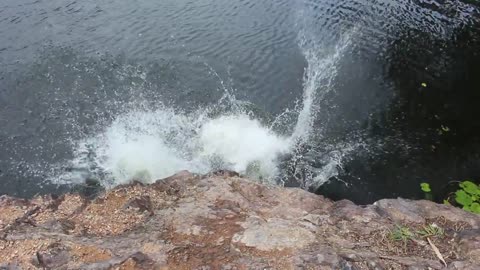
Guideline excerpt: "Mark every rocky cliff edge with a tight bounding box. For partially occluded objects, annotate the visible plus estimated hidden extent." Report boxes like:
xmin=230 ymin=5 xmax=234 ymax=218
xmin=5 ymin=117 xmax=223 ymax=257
xmin=1 ymin=171 xmax=479 ymax=269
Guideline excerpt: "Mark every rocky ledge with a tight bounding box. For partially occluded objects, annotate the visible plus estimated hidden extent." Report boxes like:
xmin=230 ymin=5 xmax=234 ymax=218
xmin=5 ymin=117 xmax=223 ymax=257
xmin=0 ymin=171 xmax=479 ymax=269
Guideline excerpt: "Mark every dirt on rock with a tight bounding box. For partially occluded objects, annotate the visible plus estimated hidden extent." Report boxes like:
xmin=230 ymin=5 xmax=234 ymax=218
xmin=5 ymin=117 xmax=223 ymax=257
xmin=0 ymin=171 xmax=479 ymax=269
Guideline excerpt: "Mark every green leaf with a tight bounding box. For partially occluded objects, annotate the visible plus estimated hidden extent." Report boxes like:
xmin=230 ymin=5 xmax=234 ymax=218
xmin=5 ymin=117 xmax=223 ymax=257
xmin=455 ymin=190 xmax=473 ymax=206
xmin=470 ymin=203 xmax=480 ymax=214
xmin=460 ymin=181 xmax=480 ymax=195
xmin=443 ymin=199 xmax=451 ymax=206
xmin=420 ymin=183 xmax=431 ymax=193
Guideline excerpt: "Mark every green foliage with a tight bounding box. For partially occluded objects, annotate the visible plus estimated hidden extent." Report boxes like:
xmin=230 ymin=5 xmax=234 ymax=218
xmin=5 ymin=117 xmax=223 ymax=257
xmin=456 ymin=190 xmax=473 ymax=206
xmin=420 ymin=182 xmax=433 ymax=201
xmin=389 ymin=223 xmax=444 ymax=246
xmin=470 ymin=203 xmax=480 ymax=213
xmin=389 ymin=225 xmax=414 ymax=242
xmin=420 ymin=183 xmax=431 ymax=192
xmin=460 ymin=181 xmax=480 ymax=195
xmin=454 ymin=180 xmax=480 ymax=214
xmin=417 ymin=224 xmax=444 ymax=238
xmin=420 ymin=180 xmax=480 ymax=214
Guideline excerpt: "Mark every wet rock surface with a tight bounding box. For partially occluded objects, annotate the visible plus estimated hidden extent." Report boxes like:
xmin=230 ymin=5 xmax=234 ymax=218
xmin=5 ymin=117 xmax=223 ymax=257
xmin=0 ymin=171 xmax=479 ymax=269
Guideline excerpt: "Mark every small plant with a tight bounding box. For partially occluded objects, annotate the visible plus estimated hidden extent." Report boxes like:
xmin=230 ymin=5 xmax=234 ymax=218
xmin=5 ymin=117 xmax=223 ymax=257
xmin=420 ymin=180 xmax=480 ymax=214
xmin=454 ymin=180 xmax=480 ymax=214
xmin=389 ymin=225 xmax=414 ymax=243
xmin=420 ymin=183 xmax=431 ymax=193
xmin=420 ymin=182 xmax=433 ymax=201
xmin=417 ymin=223 xmax=444 ymax=238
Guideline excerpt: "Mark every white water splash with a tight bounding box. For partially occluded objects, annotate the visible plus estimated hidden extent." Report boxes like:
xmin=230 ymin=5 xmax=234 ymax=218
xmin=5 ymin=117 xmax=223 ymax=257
xmin=51 ymin=29 xmax=356 ymax=189
xmin=55 ymin=108 xmax=292 ymax=187
xmin=292 ymin=30 xmax=353 ymax=142
xmin=199 ymin=115 xmax=291 ymax=178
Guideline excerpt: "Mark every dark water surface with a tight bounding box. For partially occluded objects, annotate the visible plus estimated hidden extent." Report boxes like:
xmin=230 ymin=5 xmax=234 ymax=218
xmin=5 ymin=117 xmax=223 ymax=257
xmin=1 ymin=0 xmax=479 ymax=203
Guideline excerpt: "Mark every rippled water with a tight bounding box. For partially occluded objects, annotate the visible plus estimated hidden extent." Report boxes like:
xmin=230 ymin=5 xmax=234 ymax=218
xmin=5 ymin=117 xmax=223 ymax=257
xmin=1 ymin=0 xmax=479 ymax=203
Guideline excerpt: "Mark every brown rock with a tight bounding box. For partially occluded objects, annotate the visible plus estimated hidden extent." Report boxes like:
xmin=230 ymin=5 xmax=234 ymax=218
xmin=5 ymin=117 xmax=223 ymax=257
xmin=0 ymin=172 xmax=479 ymax=269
